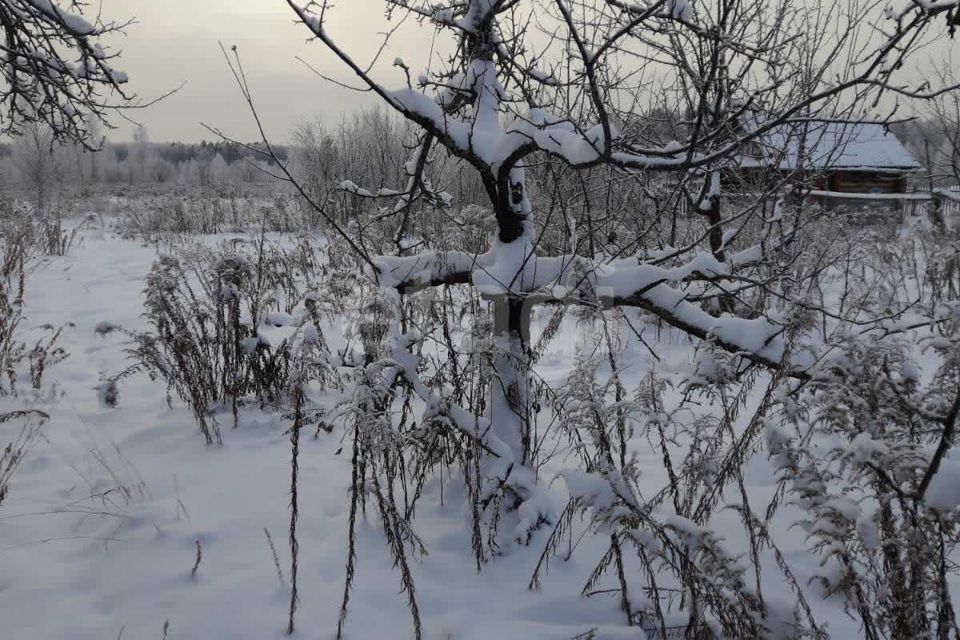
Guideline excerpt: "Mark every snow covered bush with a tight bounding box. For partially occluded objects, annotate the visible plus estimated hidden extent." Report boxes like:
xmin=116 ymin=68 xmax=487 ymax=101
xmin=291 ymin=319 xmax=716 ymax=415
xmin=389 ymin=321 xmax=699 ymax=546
xmin=0 ymin=223 xmax=28 ymax=393
xmin=125 ymin=233 xmax=339 ymax=444
xmin=769 ymin=316 xmax=960 ymax=639
xmin=0 ymin=220 xmax=69 ymax=395
xmin=34 ymin=213 xmax=79 ymax=257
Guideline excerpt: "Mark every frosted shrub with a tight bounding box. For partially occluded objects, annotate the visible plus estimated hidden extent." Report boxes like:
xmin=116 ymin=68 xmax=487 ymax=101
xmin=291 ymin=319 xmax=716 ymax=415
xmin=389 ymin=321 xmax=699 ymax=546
xmin=117 ymin=193 xmax=309 ymax=240
xmin=0 ymin=224 xmax=27 ymax=393
xmin=0 ymin=222 xmax=69 ymax=396
xmin=529 ymin=347 xmax=808 ymax=639
xmin=768 ymin=321 xmax=960 ymax=640
xmin=125 ymin=233 xmax=338 ymax=444
xmin=35 ymin=212 xmax=80 ymax=256
xmin=0 ymin=410 xmax=49 ymax=508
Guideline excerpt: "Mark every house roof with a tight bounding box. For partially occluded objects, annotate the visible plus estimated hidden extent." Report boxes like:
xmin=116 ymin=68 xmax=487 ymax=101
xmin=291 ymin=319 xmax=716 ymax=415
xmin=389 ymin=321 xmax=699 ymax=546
xmin=934 ymin=185 xmax=960 ymax=202
xmin=743 ymin=121 xmax=922 ymax=173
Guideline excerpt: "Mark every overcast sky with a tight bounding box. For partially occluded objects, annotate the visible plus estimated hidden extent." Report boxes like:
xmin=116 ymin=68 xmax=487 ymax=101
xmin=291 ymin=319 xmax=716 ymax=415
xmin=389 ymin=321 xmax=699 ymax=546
xmin=105 ymin=0 xmax=420 ymax=143
xmin=104 ymin=0 xmax=953 ymax=144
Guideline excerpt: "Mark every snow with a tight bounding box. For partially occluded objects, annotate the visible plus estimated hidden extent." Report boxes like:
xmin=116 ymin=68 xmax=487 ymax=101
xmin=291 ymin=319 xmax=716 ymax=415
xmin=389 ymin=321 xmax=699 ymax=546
xmin=747 ymin=121 xmax=922 ymax=172
xmin=433 ymin=8 xmax=455 ymax=26
xmin=561 ymin=470 xmax=616 ymax=510
xmin=94 ymin=320 xmax=120 ymax=336
xmin=1 ymin=214 xmax=952 ymax=639
xmin=528 ymin=66 xmax=558 ymax=85
xmin=856 ymin=509 xmax=880 ymax=550
xmin=374 ymin=251 xmax=478 ymax=290
xmin=699 ymin=170 xmax=721 ymax=211
xmin=377 ymin=242 xmax=804 ymax=372
xmin=805 ymin=189 xmax=932 ymax=201
xmin=926 ymin=460 xmax=960 ymax=511
xmin=889 ymin=0 xmax=960 ymax=20
xmin=847 ymin=432 xmax=889 ymax=464
xmin=0 ymin=223 xmax=624 ymax=640
xmin=382 ymin=76 xmax=685 ymax=171
xmin=594 ymin=262 xmax=794 ymax=362
xmin=934 ymin=186 xmax=960 ymax=202
xmin=106 ymin=67 xmax=129 ymax=84
xmin=822 ymin=497 xmax=861 ymax=522
xmin=471 ymin=235 xmax=538 ymax=294
xmin=666 ymin=0 xmax=695 ymax=22
xmin=462 ymin=0 xmax=498 ymax=33
xmin=25 ymin=0 xmax=96 ymax=35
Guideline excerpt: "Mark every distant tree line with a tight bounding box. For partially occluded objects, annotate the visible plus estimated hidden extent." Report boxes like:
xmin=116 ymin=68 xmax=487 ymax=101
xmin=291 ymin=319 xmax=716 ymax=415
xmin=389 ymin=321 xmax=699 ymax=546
xmin=0 ymin=122 xmax=294 ymax=212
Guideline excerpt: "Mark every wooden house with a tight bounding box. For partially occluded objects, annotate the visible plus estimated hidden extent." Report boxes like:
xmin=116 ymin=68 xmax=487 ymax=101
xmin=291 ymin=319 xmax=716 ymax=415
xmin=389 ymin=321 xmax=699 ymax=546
xmin=734 ymin=120 xmax=922 ymax=205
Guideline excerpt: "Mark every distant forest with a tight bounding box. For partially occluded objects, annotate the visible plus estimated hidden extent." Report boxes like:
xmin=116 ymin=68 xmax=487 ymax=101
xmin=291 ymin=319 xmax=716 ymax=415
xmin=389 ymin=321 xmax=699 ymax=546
xmin=0 ymin=139 xmax=288 ymax=165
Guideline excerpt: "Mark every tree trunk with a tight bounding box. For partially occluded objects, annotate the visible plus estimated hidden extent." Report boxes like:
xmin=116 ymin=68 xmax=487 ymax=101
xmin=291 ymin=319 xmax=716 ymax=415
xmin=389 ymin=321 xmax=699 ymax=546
xmin=701 ymin=192 xmax=734 ymax=314
xmin=489 ymin=293 xmax=532 ymax=465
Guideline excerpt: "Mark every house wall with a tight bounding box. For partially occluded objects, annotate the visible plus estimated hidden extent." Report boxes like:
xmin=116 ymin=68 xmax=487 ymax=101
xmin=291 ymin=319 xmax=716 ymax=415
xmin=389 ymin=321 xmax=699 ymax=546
xmin=724 ymin=168 xmax=908 ymax=194
xmin=827 ymin=170 xmax=907 ymax=194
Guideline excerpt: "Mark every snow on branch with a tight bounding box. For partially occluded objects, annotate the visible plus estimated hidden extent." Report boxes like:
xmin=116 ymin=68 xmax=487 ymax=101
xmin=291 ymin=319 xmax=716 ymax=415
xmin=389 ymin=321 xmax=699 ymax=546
xmin=0 ymin=0 xmax=138 ymax=145
xmin=603 ymin=270 xmax=804 ymax=375
xmin=290 ymin=0 xmax=960 ymax=187
xmin=374 ymin=252 xmax=478 ymax=293
xmin=387 ymin=327 xmax=553 ymax=541
xmin=372 ymin=243 xmax=812 ymax=375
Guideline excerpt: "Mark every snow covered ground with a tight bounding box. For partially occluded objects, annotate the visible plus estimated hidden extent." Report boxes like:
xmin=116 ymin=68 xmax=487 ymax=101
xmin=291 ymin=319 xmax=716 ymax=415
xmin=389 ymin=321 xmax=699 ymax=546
xmin=0 ymin=223 xmax=646 ymax=639
xmin=0 ymin=218 xmax=939 ymax=639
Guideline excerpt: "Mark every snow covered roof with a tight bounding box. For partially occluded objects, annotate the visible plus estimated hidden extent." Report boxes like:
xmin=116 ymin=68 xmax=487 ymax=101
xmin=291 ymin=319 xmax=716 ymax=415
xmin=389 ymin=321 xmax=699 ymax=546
xmin=744 ymin=121 xmax=921 ymax=173
xmin=934 ymin=186 xmax=960 ymax=202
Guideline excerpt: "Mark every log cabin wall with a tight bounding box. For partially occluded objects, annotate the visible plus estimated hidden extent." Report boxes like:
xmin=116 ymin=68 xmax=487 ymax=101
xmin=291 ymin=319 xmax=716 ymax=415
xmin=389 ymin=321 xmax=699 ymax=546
xmin=721 ymin=168 xmax=909 ymax=194
xmin=827 ymin=170 xmax=907 ymax=194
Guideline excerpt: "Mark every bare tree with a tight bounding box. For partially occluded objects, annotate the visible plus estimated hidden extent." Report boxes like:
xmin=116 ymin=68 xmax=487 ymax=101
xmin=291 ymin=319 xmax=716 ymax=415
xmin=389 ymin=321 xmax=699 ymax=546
xmin=13 ymin=121 xmax=59 ymax=211
xmin=199 ymin=1 xmax=960 ymax=636
xmin=275 ymin=0 xmax=958 ymax=513
xmin=0 ymin=0 xmax=135 ymax=145
xmin=131 ymin=123 xmax=150 ymax=183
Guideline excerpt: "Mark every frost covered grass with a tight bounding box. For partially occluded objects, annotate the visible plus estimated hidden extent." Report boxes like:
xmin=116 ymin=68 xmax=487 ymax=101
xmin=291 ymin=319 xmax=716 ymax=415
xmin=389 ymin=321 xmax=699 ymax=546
xmin=112 ymin=192 xmax=314 ymax=239
xmin=114 ymin=231 xmax=337 ymax=445
xmin=0 ymin=220 xmax=70 ymax=397
xmin=0 ymin=200 xmax=958 ymax=640
xmin=0 ymin=214 xmax=652 ymax=639
xmin=0 ymin=409 xmax=48 ymax=508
